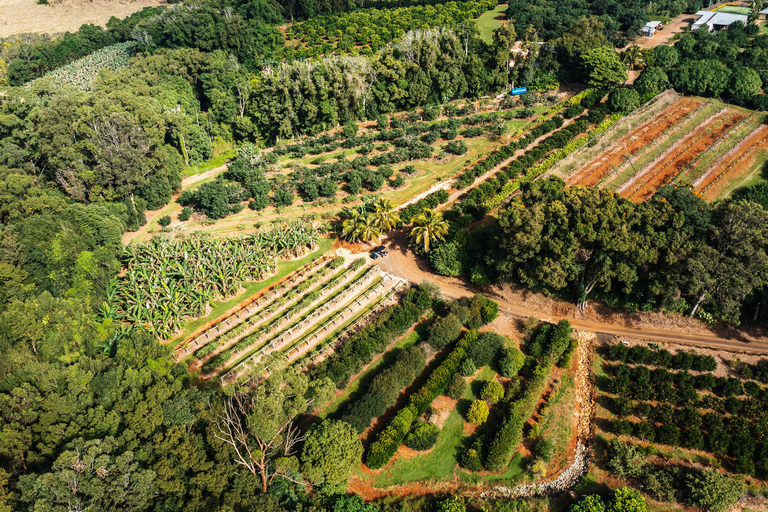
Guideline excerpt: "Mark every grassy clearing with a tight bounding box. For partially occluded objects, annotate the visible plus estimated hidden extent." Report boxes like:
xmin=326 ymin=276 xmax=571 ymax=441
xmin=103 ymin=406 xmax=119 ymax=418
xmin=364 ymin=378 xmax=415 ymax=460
xmin=173 ymin=237 xmax=333 ymax=343
xmin=537 ymin=374 xmax=576 ymax=466
xmin=183 ymin=149 xmax=238 ymax=177
xmin=475 ymin=4 xmax=507 ymax=44
xmin=716 ymin=5 xmax=751 ymax=14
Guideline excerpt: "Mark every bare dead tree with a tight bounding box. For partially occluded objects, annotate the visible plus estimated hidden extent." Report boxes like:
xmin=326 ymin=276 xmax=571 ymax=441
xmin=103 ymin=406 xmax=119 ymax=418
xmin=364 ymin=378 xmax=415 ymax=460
xmin=212 ymin=392 xmax=307 ymax=493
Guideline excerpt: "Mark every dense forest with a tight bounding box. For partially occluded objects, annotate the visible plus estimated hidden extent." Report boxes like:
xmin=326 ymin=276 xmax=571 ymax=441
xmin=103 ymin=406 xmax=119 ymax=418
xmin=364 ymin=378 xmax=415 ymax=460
xmin=1 ymin=0 xmax=768 ymax=508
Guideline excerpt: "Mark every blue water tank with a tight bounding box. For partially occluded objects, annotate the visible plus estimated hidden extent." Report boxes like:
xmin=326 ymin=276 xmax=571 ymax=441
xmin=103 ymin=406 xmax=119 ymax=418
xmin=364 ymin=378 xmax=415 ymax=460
xmin=510 ymin=87 xmax=527 ymax=96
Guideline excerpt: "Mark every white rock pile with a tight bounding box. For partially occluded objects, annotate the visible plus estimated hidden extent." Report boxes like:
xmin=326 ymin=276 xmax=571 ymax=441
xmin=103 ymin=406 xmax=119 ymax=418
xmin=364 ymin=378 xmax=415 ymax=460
xmin=481 ymin=442 xmax=589 ymax=499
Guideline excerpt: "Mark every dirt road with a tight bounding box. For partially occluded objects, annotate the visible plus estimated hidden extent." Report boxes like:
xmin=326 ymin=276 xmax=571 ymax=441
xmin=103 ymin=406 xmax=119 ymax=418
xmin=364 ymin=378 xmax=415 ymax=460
xmin=378 ymin=235 xmax=768 ymax=355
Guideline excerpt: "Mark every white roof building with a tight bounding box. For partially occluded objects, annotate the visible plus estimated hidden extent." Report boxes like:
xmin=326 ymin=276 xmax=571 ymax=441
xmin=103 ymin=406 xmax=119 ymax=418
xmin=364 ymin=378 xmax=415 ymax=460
xmin=642 ymin=21 xmax=663 ymax=36
xmin=692 ymin=11 xmax=749 ymax=32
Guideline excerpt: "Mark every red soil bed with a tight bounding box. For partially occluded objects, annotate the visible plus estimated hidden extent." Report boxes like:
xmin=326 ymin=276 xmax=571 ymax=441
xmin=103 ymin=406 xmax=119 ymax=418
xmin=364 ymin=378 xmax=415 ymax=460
xmin=567 ymin=98 xmax=701 ymax=188
xmin=621 ymin=109 xmax=748 ymax=202
xmin=695 ymin=123 xmax=768 ymax=201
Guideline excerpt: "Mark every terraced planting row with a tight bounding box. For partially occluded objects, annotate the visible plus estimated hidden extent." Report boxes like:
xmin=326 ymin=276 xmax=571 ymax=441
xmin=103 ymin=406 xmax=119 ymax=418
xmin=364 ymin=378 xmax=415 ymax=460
xmin=694 ymin=123 xmax=768 ymax=201
xmin=287 ymin=279 xmax=406 ymax=367
xmin=201 ymin=258 xmax=374 ymax=378
xmin=565 ymin=96 xmax=701 ymax=188
xmin=618 ymin=108 xmax=748 ymax=202
xmin=600 ymin=100 xmax=724 ymax=193
xmin=221 ymin=269 xmax=403 ymax=384
xmin=186 ymin=256 xmax=352 ymax=370
xmin=173 ymin=254 xmax=333 ymax=360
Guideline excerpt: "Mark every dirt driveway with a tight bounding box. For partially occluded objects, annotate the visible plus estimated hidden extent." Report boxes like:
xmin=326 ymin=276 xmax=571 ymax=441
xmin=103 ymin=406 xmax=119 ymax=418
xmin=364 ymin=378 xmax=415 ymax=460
xmin=633 ymin=14 xmax=694 ymax=50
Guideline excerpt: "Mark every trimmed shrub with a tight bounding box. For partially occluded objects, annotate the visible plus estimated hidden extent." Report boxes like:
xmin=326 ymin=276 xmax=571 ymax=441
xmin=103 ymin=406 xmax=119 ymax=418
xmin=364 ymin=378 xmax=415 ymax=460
xmin=405 ymin=422 xmax=440 ymax=451
xmin=467 ymin=400 xmax=489 ymax=425
xmin=445 ymin=373 xmax=467 ymax=400
xmin=178 ymin=207 xmax=193 ymax=221
xmin=480 ymin=381 xmax=504 ymax=405
xmin=467 ymin=331 xmax=504 ymax=367
xmin=499 ymin=347 xmax=525 ymax=377
xmin=426 ymin=313 xmax=463 ymax=349
xmin=366 ymin=331 xmax=478 ymax=467
xmin=158 ymin=215 xmax=171 ymax=227
xmin=461 ymin=438 xmax=484 ymax=471
xmin=459 ymin=358 xmax=476 ymax=377
xmin=341 ymin=345 xmax=426 ymax=433
xmin=311 ymin=285 xmax=433 ymax=389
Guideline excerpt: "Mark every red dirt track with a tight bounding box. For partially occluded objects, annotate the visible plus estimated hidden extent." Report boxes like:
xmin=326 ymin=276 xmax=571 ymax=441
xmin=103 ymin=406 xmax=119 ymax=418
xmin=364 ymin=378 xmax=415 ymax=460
xmin=694 ymin=123 xmax=768 ymax=201
xmin=566 ymin=98 xmax=701 ymax=188
xmin=620 ymin=109 xmax=748 ymax=202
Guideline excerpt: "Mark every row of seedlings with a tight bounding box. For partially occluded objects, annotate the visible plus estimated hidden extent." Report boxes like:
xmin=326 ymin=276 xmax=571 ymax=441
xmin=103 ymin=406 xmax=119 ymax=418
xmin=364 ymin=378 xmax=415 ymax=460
xmin=201 ymin=258 xmax=370 ymax=377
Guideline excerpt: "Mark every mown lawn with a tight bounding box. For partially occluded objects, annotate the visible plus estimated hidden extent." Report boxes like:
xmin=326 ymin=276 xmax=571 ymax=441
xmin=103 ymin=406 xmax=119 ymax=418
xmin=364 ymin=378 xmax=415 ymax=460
xmin=475 ymin=4 xmax=507 ymax=44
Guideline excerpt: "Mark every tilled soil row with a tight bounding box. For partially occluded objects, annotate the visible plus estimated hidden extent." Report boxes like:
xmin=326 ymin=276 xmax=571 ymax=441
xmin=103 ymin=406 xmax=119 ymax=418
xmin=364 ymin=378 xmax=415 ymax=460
xmin=620 ymin=109 xmax=747 ymax=202
xmin=695 ymin=123 xmax=768 ymax=201
xmin=566 ymin=97 xmax=699 ymax=188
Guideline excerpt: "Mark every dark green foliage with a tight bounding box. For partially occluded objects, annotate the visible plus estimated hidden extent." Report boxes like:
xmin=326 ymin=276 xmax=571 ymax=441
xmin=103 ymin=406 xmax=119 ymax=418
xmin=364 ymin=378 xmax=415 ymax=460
xmin=445 ymin=373 xmax=467 ymax=399
xmin=608 ymin=88 xmax=640 ymax=113
xmin=430 ymin=242 xmax=464 ymax=277
xmin=466 ymin=331 xmax=504 ymax=368
xmin=426 ymin=313 xmax=463 ymax=349
xmin=366 ymin=331 xmax=478 ymax=468
xmin=459 ymin=358 xmax=477 ymax=377
xmin=178 ymin=181 xmax=245 ymax=219
xmin=341 ymin=345 xmax=426 ymax=433
xmin=178 ymin=207 xmax=193 ymax=221
xmin=499 ymin=347 xmax=525 ymax=377
xmin=404 ymin=422 xmax=440 ymax=451
xmin=158 ymin=215 xmax=171 ymax=227
xmin=310 ymin=284 xmax=433 ymax=389
xmin=444 ymin=140 xmax=468 ymax=155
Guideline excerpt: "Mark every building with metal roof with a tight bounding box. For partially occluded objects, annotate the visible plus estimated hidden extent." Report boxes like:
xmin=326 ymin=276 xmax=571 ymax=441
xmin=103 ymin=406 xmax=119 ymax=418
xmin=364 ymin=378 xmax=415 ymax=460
xmin=692 ymin=10 xmax=749 ymax=32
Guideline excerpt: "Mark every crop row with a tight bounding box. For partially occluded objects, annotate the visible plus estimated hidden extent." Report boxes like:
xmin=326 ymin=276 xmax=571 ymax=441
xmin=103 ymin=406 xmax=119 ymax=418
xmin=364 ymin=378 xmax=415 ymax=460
xmin=291 ymin=280 xmax=406 ymax=367
xmin=484 ymin=114 xmax=623 ymax=210
xmin=111 ymin=220 xmax=321 ymax=340
xmin=223 ymin=270 xmax=391 ymax=384
xmin=366 ymin=330 xmax=478 ymax=469
xmin=176 ymin=255 xmax=337 ymax=360
xmin=482 ymin=321 xmax=573 ymax=471
xmin=215 ymin=263 xmax=379 ymax=377
xmin=202 ymin=259 xmax=369 ymax=375
xmin=191 ymin=257 xmax=344 ymax=361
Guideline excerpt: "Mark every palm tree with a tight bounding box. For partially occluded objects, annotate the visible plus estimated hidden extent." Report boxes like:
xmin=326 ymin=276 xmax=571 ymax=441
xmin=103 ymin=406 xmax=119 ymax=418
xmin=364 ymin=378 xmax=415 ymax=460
xmin=622 ymin=46 xmax=645 ymax=71
xmin=341 ymin=210 xmax=382 ymax=243
xmin=409 ymin=208 xmax=449 ymax=253
xmin=370 ymin=198 xmax=400 ymax=233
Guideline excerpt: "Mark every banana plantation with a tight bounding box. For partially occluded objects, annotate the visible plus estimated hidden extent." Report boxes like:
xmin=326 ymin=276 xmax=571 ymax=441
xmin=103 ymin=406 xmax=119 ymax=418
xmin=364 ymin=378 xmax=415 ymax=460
xmin=107 ymin=220 xmax=322 ymax=340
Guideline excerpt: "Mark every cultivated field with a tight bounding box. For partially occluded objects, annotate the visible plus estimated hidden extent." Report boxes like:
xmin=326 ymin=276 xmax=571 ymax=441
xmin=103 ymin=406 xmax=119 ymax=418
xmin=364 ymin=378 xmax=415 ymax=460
xmin=174 ymin=253 xmax=405 ymax=385
xmin=130 ymin=97 xmax=557 ymax=242
xmin=557 ymin=90 xmax=765 ymax=202
xmin=0 ymin=0 xmax=165 ymax=38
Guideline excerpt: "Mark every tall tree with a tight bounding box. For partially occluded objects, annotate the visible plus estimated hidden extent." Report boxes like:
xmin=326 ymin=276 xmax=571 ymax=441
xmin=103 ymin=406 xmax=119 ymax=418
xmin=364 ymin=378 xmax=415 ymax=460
xmin=409 ymin=208 xmax=449 ymax=253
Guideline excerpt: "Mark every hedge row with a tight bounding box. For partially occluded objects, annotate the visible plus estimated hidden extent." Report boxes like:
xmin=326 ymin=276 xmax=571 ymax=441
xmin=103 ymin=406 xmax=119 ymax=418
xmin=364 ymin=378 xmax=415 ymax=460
xmin=309 ymin=284 xmax=433 ymax=389
xmin=365 ymin=330 xmax=479 ymax=469
xmin=454 ymin=115 xmax=564 ymax=189
xmin=483 ymin=320 xmax=573 ymax=471
xmin=341 ymin=345 xmax=426 ymax=432
xmin=605 ymin=344 xmax=717 ymax=372
xmin=400 ymin=190 xmax=450 ymax=224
